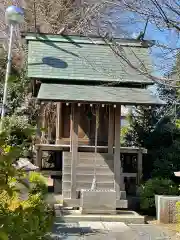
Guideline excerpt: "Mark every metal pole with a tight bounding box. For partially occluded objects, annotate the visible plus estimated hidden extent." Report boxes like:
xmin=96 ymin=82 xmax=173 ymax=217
xmin=0 ymin=24 xmax=14 ymax=130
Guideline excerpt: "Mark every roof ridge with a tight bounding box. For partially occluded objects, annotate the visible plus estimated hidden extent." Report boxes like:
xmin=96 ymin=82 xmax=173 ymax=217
xmin=24 ymin=32 xmax=155 ymax=47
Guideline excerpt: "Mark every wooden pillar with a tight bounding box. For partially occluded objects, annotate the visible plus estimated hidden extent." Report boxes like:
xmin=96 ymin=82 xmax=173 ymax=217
xmin=70 ymin=104 xmax=79 ymax=199
xmin=56 ymin=102 xmax=62 ymax=144
xmin=108 ymin=105 xmax=114 ymax=154
xmin=114 ymin=105 xmax=123 ymax=199
xmin=137 ymin=149 xmax=143 ymax=185
xmin=70 ymin=104 xmax=73 ymax=152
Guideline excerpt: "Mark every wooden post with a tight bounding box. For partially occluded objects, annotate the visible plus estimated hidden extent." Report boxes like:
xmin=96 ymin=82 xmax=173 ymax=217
xmin=70 ymin=104 xmax=79 ymax=199
xmin=70 ymin=104 xmax=73 ymax=152
xmin=108 ymin=105 xmax=114 ymax=154
xmin=36 ymin=111 xmax=41 ymax=144
xmin=56 ymin=102 xmax=62 ymax=144
xmin=137 ymin=149 xmax=143 ymax=185
xmin=36 ymin=147 xmax=43 ymax=170
xmin=47 ymin=126 xmax=51 ymax=143
xmin=114 ymin=105 xmax=122 ymax=199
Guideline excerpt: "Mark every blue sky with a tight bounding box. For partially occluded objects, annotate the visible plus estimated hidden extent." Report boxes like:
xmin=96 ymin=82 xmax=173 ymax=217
xmin=143 ymin=23 xmax=179 ymax=76
xmin=129 ymin=17 xmax=179 ymax=76
xmin=107 ymin=9 xmax=180 ymax=77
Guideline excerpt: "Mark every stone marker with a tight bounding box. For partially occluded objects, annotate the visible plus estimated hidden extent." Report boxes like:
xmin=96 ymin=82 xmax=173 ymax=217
xmin=14 ymin=158 xmax=39 ymax=200
xmin=155 ymin=195 xmax=180 ymax=223
xmin=14 ymin=158 xmax=39 ymax=171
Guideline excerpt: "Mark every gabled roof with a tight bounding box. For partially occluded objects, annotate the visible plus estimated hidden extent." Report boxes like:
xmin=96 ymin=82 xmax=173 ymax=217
xmin=26 ymin=33 xmax=154 ymax=85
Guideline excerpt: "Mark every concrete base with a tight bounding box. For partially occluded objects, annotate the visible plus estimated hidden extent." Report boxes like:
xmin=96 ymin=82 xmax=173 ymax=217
xmin=80 ymin=189 xmax=116 ymax=214
xmin=55 ymin=209 xmax=145 ymax=224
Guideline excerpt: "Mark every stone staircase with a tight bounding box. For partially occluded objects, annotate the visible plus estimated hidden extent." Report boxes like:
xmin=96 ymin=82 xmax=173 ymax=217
xmin=62 ymin=152 xmax=128 ymax=208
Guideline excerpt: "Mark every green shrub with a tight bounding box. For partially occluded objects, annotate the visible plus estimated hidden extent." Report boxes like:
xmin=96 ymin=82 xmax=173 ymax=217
xmin=0 ymin=192 xmax=54 ymax=239
xmin=0 ymin=128 xmax=54 ymax=239
xmin=28 ymin=171 xmax=48 ymax=197
xmin=138 ymin=178 xmax=179 ymax=215
xmin=0 ymin=172 xmax=54 ymax=240
xmin=2 ymin=115 xmax=35 ymax=157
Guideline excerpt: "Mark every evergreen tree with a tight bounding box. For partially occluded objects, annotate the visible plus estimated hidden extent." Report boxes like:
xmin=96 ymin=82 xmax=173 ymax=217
xmin=125 ymin=100 xmax=180 ymax=179
xmin=125 ymin=107 xmax=180 ymax=179
xmin=125 ymin=52 xmax=180 ymax=180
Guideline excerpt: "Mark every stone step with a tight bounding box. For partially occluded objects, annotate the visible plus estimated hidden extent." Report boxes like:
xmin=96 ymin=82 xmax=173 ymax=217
xmin=63 ymin=166 xmax=113 ymax=175
xmin=62 ymin=181 xmax=114 ymax=190
xmin=63 ymin=173 xmax=114 ymax=182
xmin=63 ymin=152 xmax=113 ymax=165
xmin=54 ymin=210 xmax=144 ymax=224
xmin=64 ymin=162 xmax=114 ymax=168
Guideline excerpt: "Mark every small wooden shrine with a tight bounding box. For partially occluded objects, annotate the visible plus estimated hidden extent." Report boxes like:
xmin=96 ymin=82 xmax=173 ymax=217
xmin=26 ymin=33 xmax=163 ymax=211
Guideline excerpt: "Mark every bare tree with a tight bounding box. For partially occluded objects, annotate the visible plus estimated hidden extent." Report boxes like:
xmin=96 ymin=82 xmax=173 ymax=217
xmin=120 ymin=0 xmax=180 ymax=33
xmin=114 ymin=0 xmax=180 ymax=72
xmin=1 ymin=0 xmax=179 ymax=137
xmin=0 ymin=0 xmax=121 ymax=143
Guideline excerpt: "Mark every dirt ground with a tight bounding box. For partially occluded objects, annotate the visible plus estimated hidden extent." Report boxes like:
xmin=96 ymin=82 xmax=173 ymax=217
xmin=146 ymin=216 xmax=180 ymax=237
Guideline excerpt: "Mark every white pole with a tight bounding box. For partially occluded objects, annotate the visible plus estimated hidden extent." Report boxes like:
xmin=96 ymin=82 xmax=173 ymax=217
xmin=0 ymin=24 xmax=14 ymax=130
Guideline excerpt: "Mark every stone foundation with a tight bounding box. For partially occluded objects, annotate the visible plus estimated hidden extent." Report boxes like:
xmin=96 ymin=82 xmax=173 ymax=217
xmin=80 ymin=189 xmax=116 ymax=214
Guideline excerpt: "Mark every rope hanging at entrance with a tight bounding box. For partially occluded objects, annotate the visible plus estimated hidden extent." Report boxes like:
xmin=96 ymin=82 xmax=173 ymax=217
xmin=91 ymin=105 xmax=99 ymax=190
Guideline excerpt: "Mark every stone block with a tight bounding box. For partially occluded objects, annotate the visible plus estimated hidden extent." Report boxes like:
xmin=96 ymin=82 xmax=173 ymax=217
xmin=116 ymin=199 xmax=128 ymax=208
xmin=80 ymin=189 xmax=116 ymax=214
xmin=155 ymin=195 xmax=180 ymax=223
xmin=54 ymin=179 xmax=62 ymax=193
xmin=120 ymin=191 xmax=126 ymax=200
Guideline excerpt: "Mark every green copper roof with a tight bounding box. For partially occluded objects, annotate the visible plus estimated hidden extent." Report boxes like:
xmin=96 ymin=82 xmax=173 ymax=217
xmin=37 ymin=83 xmax=164 ymax=105
xmin=26 ymin=34 xmax=154 ymax=85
